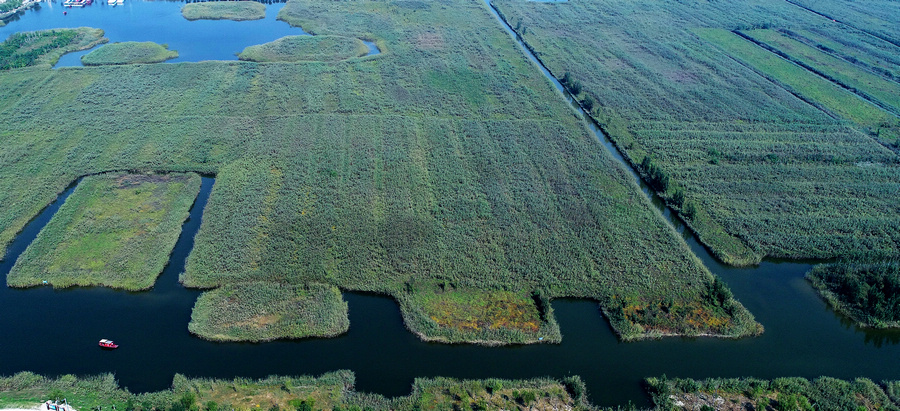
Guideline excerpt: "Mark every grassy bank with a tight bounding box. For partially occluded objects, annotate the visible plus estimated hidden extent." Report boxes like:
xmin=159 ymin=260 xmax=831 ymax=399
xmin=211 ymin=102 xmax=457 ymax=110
xmin=188 ymin=282 xmax=349 ymax=342
xmin=181 ymin=1 xmax=265 ymax=21
xmin=238 ymin=35 xmax=368 ymax=62
xmin=0 ymin=372 xmax=592 ymax=411
xmin=81 ymin=42 xmax=178 ymax=66
xmin=646 ymin=375 xmax=900 ymax=411
xmin=492 ymin=0 xmax=900 ymax=265
xmin=7 ymin=173 xmax=200 ymax=290
xmin=0 ymin=0 xmax=757 ymax=343
xmin=807 ymin=262 xmax=900 ymax=328
xmin=1 ymin=27 xmax=106 ymax=69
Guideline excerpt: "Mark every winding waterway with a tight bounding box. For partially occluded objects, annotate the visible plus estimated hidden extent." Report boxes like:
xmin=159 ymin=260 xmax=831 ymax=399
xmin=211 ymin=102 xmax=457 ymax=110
xmin=0 ymin=1 xmax=899 ymax=408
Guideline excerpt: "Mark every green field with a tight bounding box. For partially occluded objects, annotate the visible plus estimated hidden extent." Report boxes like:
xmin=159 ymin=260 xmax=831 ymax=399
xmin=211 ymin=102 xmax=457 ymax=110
xmin=0 ymin=0 xmax=757 ymax=342
xmin=189 ymin=282 xmax=349 ymax=341
xmin=647 ymin=375 xmax=900 ymax=411
xmin=81 ymin=42 xmax=178 ymax=66
xmin=492 ymin=0 xmax=900 ymax=265
xmin=238 ymin=35 xmax=369 ymax=62
xmin=807 ymin=262 xmax=900 ymax=328
xmin=0 ymin=372 xmax=590 ymax=411
xmin=785 ymin=28 xmax=900 ymax=82
xmin=0 ymin=27 xmax=106 ymax=69
xmin=181 ymin=1 xmax=265 ymax=21
xmin=7 ymin=173 xmax=200 ymax=290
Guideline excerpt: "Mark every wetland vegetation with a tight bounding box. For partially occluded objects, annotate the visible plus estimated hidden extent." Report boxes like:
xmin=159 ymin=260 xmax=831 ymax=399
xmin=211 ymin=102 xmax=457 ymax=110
xmin=807 ymin=262 xmax=900 ymax=328
xmin=81 ymin=42 xmax=179 ymax=66
xmin=238 ymin=35 xmax=369 ymax=63
xmin=492 ymin=0 xmax=900 ymax=266
xmin=189 ymin=282 xmax=349 ymax=342
xmin=7 ymin=173 xmax=200 ymax=290
xmin=181 ymin=2 xmax=266 ymax=22
xmin=0 ymin=27 xmax=106 ymax=69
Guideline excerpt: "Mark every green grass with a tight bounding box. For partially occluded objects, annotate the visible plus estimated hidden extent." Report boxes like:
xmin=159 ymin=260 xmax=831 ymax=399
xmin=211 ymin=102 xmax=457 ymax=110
xmin=181 ymin=1 xmax=265 ymax=21
xmin=238 ymin=35 xmax=369 ymax=62
xmin=647 ymin=375 xmax=900 ymax=411
xmin=0 ymin=27 xmax=107 ymax=69
xmin=807 ymin=262 xmax=900 ymax=328
xmin=7 ymin=173 xmax=200 ymax=290
xmin=188 ymin=282 xmax=349 ymax=342
xmin=0 ymin=372 xmax=592 ymax=411
xmin=81 ymin=42 xmax=178 ymax=65
xmin=492 ymin=0 xmax=900 ymax=265
xmin=0 ymin=0 xmax=758 ymax=342
xmin=787 ymin=28 xmax=900 ymax=82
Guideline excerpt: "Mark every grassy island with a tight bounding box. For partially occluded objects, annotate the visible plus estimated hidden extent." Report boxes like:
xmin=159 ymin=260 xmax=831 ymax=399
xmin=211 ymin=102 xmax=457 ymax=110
xmin=181 ymin=1 xmax=266 ymax=21
xmin=189 ymin=282 xmax=349 ymax=342
xmin=7 ymin=173 xmax=201 ymax=290
xmin=0 ymin=27 xmax=107 ymax=69
xmin=238 ymin=35 xmax=369 ymax=62
xmin=81 ymin=42 xmax=178 ymax=66
xmin=647 ymin=375 xmax=900 ymax=411
xmin=807 ymin=262 xmax=900 ymax=328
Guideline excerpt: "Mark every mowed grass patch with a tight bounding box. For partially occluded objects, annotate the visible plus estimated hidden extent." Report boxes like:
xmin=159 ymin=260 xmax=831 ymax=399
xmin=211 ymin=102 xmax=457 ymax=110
xmin=7 ymin=173 xmax=200 ymax=290
xmin=238 ymin=35 xmax=368 ymax=63
xmin=1 ymin=27 xmax=107 ymax=69
xmin=181 ymin=1 xmax=265 ymax=21
xmin=807 ymin=262 xmax=900 ymax=328
xmin=398 ymin=285 xmax=560 ymax=344
xmin=81 ymin=42 xmax=178 ymax=66
xmin=189 ymin=282 xmax=349 ymax=342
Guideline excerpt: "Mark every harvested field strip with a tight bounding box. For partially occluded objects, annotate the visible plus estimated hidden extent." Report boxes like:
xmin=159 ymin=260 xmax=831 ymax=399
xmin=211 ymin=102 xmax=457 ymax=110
xmin=742 ymin=29 xmax=900 ymax=115
xmin=696 ymin=28 xmax=899 ymax=149
xmin=789 ymin=28 xmax=900 ymax=81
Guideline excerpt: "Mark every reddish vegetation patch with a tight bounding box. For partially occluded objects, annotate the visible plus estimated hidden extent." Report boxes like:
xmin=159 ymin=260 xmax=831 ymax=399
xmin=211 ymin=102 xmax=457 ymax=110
xmin=416 ymin=32 xmax=445 ymax=49
xmin=423 ymin=290 xmax=541 ymax=333
xmin=615 ymin=296 xmax=733 ymax=335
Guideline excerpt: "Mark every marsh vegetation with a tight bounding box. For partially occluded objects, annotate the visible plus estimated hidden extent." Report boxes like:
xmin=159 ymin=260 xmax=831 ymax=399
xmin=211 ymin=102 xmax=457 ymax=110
xmin=0 ymin=27 xmax=106 ymax=69
xmin=81 ymin=42 xmax=178 ymax=66
xmin=807 ymin=262 xmax=900 ymax=328
xmin=181 ymin=2 xmax=265 ymax=21
xmin=238 ymin=35 xmax=368 ymax=62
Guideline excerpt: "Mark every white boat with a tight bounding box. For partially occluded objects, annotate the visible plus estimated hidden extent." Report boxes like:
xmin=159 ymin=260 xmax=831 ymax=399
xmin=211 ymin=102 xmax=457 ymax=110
xmin=107 ymin=0 xmax=115 ymax=5
xmin=116 ymin=0 xmax=123 ymax=4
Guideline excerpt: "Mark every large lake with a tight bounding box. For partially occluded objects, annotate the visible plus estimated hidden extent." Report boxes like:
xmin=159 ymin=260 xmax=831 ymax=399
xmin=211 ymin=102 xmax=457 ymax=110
xmin=1 ymin=1 xmax=899 ymax=408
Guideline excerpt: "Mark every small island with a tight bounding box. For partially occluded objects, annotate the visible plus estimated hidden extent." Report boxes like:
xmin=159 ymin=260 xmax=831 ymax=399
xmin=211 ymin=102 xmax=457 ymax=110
xmin=81 ymin=41 xmax=178 ymax=66
xmin=181 ymin=1 xmax=266 ymax=21
xmin=238 ymin=35 xmax=369 ymax=62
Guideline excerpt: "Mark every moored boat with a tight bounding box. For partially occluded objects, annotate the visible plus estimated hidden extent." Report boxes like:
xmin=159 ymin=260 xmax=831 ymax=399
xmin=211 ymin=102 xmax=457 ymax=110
xmin=98 ymin=339 xmax=119 ymax=349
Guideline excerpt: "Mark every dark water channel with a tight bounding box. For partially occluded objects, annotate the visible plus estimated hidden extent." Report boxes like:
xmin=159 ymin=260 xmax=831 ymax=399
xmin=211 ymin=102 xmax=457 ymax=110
xmin=0 ymin=1 xmax=899 ymax=409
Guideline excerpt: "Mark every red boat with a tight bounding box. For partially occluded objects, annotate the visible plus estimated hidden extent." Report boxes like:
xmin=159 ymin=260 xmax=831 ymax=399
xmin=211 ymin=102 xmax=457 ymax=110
xmin=98 ymin=339 xmax=119 ymax=349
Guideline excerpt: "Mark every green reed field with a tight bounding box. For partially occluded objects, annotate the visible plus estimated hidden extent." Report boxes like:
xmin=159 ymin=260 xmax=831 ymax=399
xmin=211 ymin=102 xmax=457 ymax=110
xmin=493 ymin=0 xmax=900 ymax=266
xmin=238 ymin=35 xmax=368 ymax=63
xmin=81 ymin=42 xmax=178 ymax=66
xmin=7 ymin=173 xmax=200 ymax=290
xmin=189 ymin=282 xmax=349 ymax=342
xmin=647 ymin=375 xmax=900 ymax=411
xmin=0 ymin=371 xmax=591 ymax=411
xmin=181 ymin=1 xmax=265 ymax=21
xmin=0 ymin=0 xmax=757 ymax=342
xmin=807 ymin=262 xmax=900 ymax=328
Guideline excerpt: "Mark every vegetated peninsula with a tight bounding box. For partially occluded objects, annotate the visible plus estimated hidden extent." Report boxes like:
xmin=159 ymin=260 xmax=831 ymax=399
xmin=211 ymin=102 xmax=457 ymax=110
xmin=81 ymin=42 xmax=178 ymax=66
xmin=238 ymin=35 xmax=369 ymax=62
xmin=181 ymin=1 xmax=265 ymax=21
xmin=188 ymin=282 xmax=349 ymax=342
xmin=807 ymin=262 xmax=900 ymax=328
xmin=492 ymin=0 xmax=900 ymax=266
xmin=0 ymin=27 xmax=107 ymax=69
xmin=647 ymin=375 xmax=900 ymax=411
xmin=7 ymin=173 xmax=200 ymax=291
xmin=0 ymin=0 xmax=758 ymax=343
xmin=0 ymin=372 xmax=592 ymax=411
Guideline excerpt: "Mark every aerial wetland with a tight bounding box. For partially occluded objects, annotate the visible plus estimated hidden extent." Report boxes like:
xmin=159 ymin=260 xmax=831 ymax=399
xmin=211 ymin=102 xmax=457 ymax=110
xmin=0 ymin=0 xmax=899 ymax=409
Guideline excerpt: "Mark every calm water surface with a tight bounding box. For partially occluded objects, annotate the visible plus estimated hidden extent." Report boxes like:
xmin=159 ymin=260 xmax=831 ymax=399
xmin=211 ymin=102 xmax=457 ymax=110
xmin=0 ymin=2 xmax=898 ymax=408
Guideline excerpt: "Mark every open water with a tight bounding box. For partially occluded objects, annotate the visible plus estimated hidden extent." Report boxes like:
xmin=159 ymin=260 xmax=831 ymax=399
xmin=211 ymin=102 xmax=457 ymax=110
xmin=0 ymin=1 xmax=898 ymax=408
